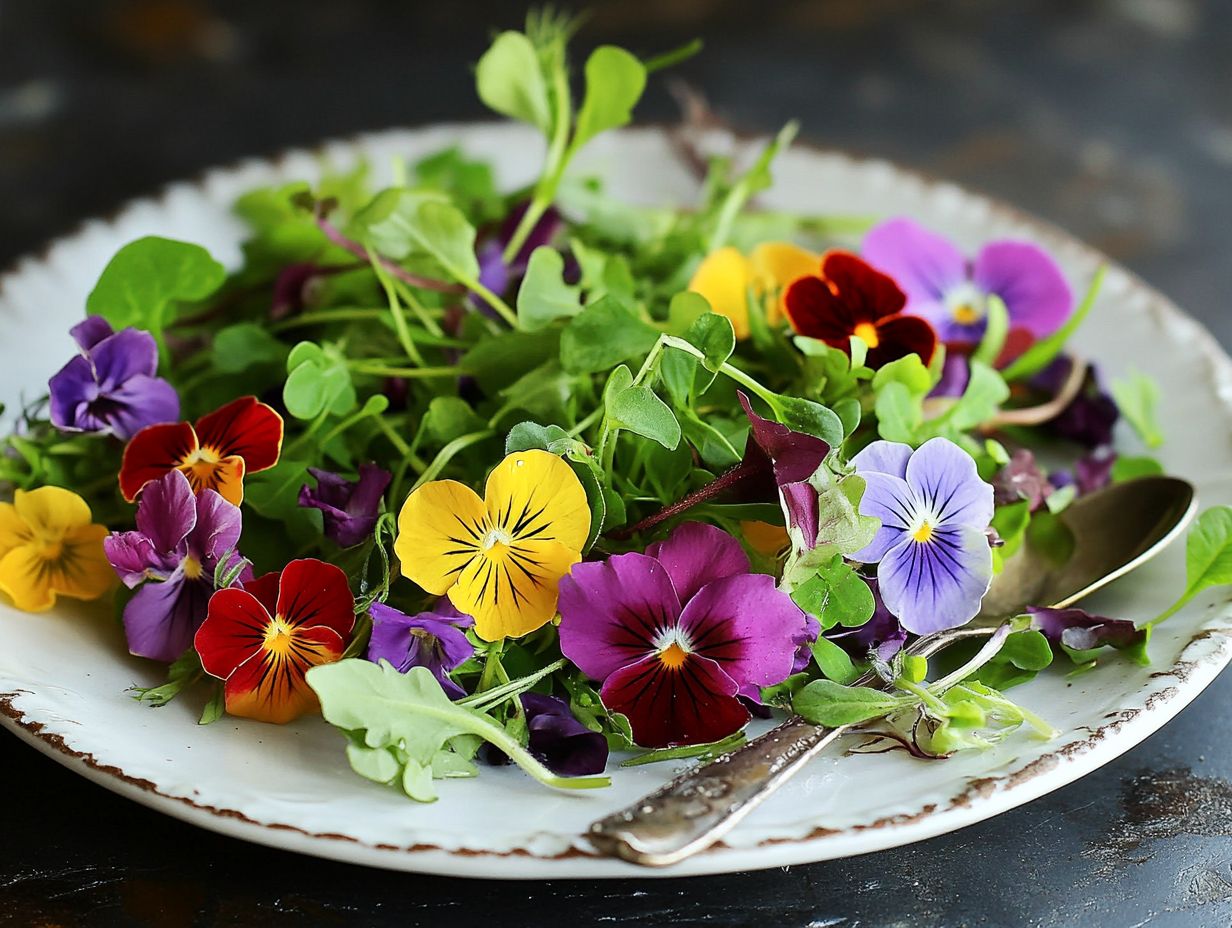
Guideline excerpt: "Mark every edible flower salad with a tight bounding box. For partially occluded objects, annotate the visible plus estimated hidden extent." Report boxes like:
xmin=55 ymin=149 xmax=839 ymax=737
xmin=3 ymin=15 xmax=1230 ymax=801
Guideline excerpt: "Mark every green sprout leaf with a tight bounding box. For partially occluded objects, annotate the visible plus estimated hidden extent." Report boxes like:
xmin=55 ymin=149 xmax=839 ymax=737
xmin=607 ymin=384 xmax=681 ymax=450
xmin=517 ymin=246 xmax=582 ymax=330
xmin=1111 ymin=372 xmax=1165 ymax=449
xmin=1001 ymin=266 xmax=1105 ymax=381
xmin=1149 ymin=505 xmax=1232 ymax=628
xmin=793 ymin=679 xmax=908 ymax=727
xmin=560 ymin=296 xmax=659 ymax=374
xmin=572 ymin=46 xmax=648 ymax=150
xmin=86 ymin=236 xmax=225 ymax=346
xmin=475 ymin=31 xmax=552 ymax=133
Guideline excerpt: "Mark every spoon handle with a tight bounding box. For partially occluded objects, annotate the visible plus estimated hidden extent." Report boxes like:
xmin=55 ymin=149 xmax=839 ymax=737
xmin=587 ymin=714 xmax=846 ymax=866
xmin=587 ymin=624 xmax=996 ymax=866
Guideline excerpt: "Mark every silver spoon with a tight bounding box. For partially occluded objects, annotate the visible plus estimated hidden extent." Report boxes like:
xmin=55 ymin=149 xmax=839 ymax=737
xmin=586 ymin=475 xmax=1197 ymax=867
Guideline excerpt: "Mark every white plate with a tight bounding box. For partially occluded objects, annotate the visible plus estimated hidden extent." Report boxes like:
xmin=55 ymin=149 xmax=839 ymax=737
xmin=2 ymin=123 xmax=1231 ymax=879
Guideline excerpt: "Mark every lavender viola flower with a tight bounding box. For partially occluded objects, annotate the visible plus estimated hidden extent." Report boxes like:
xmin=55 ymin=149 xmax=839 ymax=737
xmin=366 ymin=601 xmax=475 ymax=698
xmin=48 ymin=316 xmax=180 ymax=441
xmin=103 ymin=470 xmax=249 ymax=662
xmin=862 ymin=218 xmax=1072 ymax=352
xmin=558 ymin=522 xmax=809 ymax=748
xmin=298 ymin=463 xmax=391 ymax=548
xmin=851 ymin=438 xmax=995 ymax=635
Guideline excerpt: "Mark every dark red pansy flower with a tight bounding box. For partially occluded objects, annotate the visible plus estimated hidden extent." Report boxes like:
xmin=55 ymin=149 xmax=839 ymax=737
xmin=784 ymin=251 xmax=938 ymax=369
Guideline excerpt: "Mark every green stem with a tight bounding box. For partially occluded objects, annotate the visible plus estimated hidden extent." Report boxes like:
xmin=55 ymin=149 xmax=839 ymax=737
xmin=460 ymin=659 xmax=567 ymax=713
xmin=410 ymin=430 xmax=496 ymax=491
xmin=465 ymin=277 xmax=519 ymax=328
xmin=271 ymin=308 xmax=386 ymax=331
xmin=391 ymin=279 xmax=446 ymax=338
xmin=368 ymin=246 xmax=426 ymax=367
xmin=288 ymin=408 xmax=332 ymax=454
xmin=348 ymin=363 xmax=462 ymax=379
xmin=567 ymin=406 xmax=604 ymax=438
xmin=503 ymin=57 xmax=574 ymax=264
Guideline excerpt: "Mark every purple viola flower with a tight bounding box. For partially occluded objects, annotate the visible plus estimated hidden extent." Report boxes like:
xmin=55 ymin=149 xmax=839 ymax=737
xmin=48 ymin=316 xmax=180 ymax=441
xmin=1074 ymin=445 xmax=1116 ymax=496
xmin=929 ymin=352 xmax=971 ymax=399
xmin=992 ymin=448 xmax=1054 ymax=511
xmin=827 ymin=578 xmax=907 ymax=662
xmin=366 ymin=601 xmax=475 ymax=698
xmin=520 ymin=693 xmax=609 ymax=776
xmin=1033 ymin=357 xmax=1119 ymax=449
xmin=862 ymin=218 xmax=1073 ymax=352
xmin=475 ymin=203 xmax=564 ymax=301
xmin=298 ymin=463 xmax=391 ymax=548
xmin=1028 ymin=605 xmax=1145 ymax=653
xmin=103 ymin=469 xmax=249 ymax=662
xmin=558 ymin=522 xmax=809 ymax=747
xmin=851 ymin=438 xmax=995 ymax=635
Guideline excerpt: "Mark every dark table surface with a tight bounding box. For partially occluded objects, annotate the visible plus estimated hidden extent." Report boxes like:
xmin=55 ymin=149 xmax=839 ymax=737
xmin=2 ymin=1 xmax=1231 ymax=925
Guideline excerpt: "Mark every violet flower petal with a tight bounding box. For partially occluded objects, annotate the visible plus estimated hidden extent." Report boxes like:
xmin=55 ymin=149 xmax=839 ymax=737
xmin=677 ymin=573 xmax=807 ymax=700
xmin=878 ymin=525 xmax=992 ymax=634
xmin=1028 ymin=605 xmax=1145 ymax=652
xmin=134 ymin=470 xmax=196 ymax=554
xmin=904 ymin=437 xmax=995 ymax=528
xmin=643 ymin=521 xmax=750 ymax=604
xmin=70 ymin=316 xmax=115 ymax=352
xmin=520 ymin=692 xmax=609 ymax=776
xmin=992 ymin=448 xmax=1053 ymax=510
xmin=557 ymin=552 xmax=682 ymax=681
xmin=850 ymin=470 xmax=915 ymax=563
xmin=367 ymin=602 xmax=475 ymax=698
xmin=103 ymin=531 xmax=168 ymax=588
xmin=861 ymin=218 xmax=965 ymax=323
xmin=850 ymin=439 xmax=913 ymax=480
xmin=737 ymin=392 xmax=830 ymax=488
xmin=122 ymin=572 xmax=211 ymax=663
xmin=781 ymin=480 xmax=820 ymax=549
xmin=973 ymin=241 xmax=1073 ymax=340
xmin=90 ymin=328 xmax=159 ymax=389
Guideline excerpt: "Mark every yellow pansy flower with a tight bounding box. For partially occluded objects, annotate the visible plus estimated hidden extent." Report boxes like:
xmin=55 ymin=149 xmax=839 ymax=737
xmin=0 ymin=486 xmax=114 ymax=612
xmin=740 ymin=519 xmax=790 ymax=557
xmin=687 ymin=242 xmax=820 ymax=339
xmin=395 ymin=450 xmax=591 ymax=641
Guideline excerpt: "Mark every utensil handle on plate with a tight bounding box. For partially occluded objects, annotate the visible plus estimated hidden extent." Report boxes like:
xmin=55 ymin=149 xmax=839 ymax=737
xmin=586 ymin=624 xmax=996 ymax=866
xmin=586 ymin=714 xmax=847 ymax=866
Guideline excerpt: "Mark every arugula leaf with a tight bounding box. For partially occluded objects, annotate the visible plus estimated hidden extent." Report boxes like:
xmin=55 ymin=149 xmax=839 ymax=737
xmin=475 ymin=31 xmax=552 ymax=133
xmin=244 ymin=457 xmax=313 ymax=520
xmin=1111 ymin=372 xmax=1164 ymax=448
xmin=86 ymin=236 xmax=225 ymax=343
xmin=517 ymin=247 xmax=582 ymax=330
xmin=308 ymin=661 xmax=609 ymax=802
xmin=573 ymin=46 xmax=648 ymax=150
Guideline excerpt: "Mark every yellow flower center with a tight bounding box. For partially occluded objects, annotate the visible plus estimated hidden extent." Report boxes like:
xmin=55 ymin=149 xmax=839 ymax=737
xmin=853 ymin=322 xmax=880 ymax=348
xmin=659 ymin=641 xmax=689 ymax=670
xmin=913 ymin=521 xmax=935 ymax=543
xmin=35 ymin=538 xmax=65 ymax=561
xmin=262 ymin=617 xmax=297 ymax=655
xmin=182 ymin=555 xmax=204 ymax=580
xmin=952 ymin=303 xmax=981 ymax=325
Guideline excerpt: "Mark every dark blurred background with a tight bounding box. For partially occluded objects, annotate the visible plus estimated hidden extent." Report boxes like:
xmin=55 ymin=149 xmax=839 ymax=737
xmin=2 ymin=2 xmax=1232 ymax=926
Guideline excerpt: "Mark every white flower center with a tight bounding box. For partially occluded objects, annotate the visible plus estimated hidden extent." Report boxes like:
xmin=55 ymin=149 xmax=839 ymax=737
xmin=945 ymin=282 xmax=987 ymax=327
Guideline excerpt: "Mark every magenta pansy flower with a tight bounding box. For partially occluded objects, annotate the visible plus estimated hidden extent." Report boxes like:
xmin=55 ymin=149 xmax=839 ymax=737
xmin=103 ymin=469 xmax=250 ymax=662
xmin=558 ymin=522 xmax=809 ymax=748
xmin=299 ymin=463 xmax=391 ymax=548
xmin=862 ymin=218 xmax=1072 ymax=354
xmin=851 ymin=438 xmax=994 ymax=635
xmin=366 ymin=600 xmax=475 ymax=698
xmin=48 ymin=316 xmax=180 ymax=441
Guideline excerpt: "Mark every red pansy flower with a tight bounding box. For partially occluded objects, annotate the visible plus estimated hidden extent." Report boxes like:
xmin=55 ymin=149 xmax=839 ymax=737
xmin=194 ymin=558 xmax=354 ymax=724
xmin=784 ymin=251 xmax=938 ymax=369
xmin=119 ymin=396 xmax=283 ymax=505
